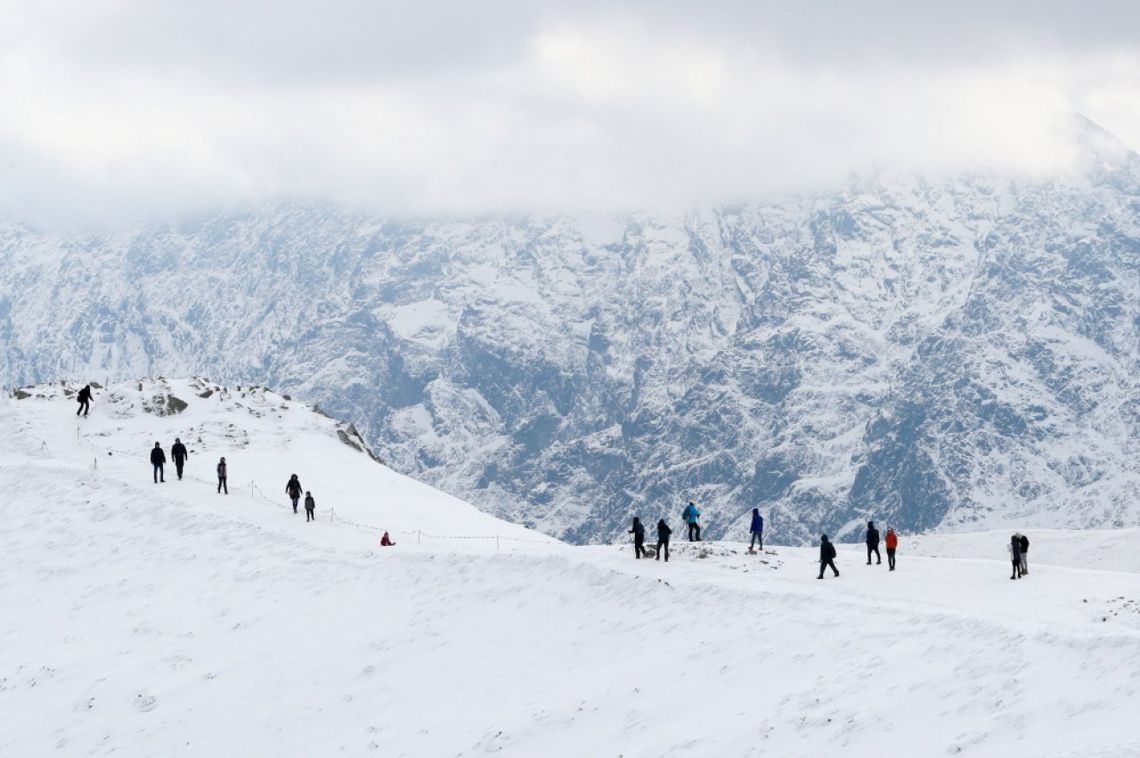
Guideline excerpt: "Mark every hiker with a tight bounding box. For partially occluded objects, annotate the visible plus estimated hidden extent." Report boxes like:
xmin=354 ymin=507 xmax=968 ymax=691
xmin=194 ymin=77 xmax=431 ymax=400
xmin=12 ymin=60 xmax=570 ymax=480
xmin=1009 ymin=534 xmax=1022 ymax=580
xmin=866 ymin=520 xmax=881 ymax=565
xmin=150 ymin=442 xmax=166 ymax=483
xmin=1017 ymin=533 xmax=1029 ymax=575
xmin=818 ymin=534 xmax=839 ymax=579
xmin=656 ymin=519 xmax=672 ymax=562
xmin=76 ymin=384 xmax=93 ymax=417
xmin=749 ymin=508 xmax=764 ymax=552
xmin=216 ymin=457 xmax=228 ymax=494
xmin=380 ymin=531 xmax=395 ymax=547
xmin=171 ymin=438 xmax=188 ymax=480
xmin=304 ymin=491 xmax=316 ymax=522
xmin=682 ymin=501 xmax=702 ymax=542
xmin=285 ymin=474 xmax=303 ymax=514
xmin=885 ymin=527 xmax=898 ymax=571
xmin=629 ymin=517 xmax=648 ymax=559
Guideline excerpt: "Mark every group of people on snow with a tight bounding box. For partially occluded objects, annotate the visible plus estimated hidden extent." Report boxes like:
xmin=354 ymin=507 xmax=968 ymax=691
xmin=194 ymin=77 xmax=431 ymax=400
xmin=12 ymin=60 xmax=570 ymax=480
xmin=285 ymin=474 xmax=316 ymax=522
xmin=819 ymin=521 xmax=899 ymax=579
xmin=148 ymin=439 xmax=231 ymax=496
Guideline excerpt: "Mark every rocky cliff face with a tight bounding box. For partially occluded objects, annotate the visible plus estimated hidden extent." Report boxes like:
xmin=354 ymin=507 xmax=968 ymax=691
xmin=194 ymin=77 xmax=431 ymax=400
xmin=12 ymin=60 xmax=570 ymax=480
xmin=3 ymin=122 xmax=1139 ymax=544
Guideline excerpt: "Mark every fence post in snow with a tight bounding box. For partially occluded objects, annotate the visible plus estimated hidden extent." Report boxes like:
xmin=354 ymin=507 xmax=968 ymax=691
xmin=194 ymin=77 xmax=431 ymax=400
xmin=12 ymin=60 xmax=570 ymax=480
xmin=250 ymin=481 xmax=254 ymax=498
xmin=93 ymin=456 xmax=97 ymax=470
xmin=496 ymin=535 xmax=500 ymax=552
xmin=330 ymin=508 xmax=335 ymax=524
xmin=417 ymin=530 xmax=422 ymax=544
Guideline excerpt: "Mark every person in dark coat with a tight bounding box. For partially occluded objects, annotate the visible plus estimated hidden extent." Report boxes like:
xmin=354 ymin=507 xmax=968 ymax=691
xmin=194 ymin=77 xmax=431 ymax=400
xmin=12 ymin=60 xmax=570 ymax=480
xmin=217 ymin=457 xmax=228 ymax=494
xmin=629 ymin=517 xmax=648 ymax=559
xmin=749 ymin=508 xmax=764 ymax=552
xmin=150 ymin=442 xmax=166 ymax=483
xmin=304 ymin=491 xmax=316 ymax=522
xmin=1017 ymin=533 xmax=1029 ymax=575
xmin=285 ymin=474 xmax=303 ymax=514
xmin=76 ymin=384 xmax=93 ymax=417
xmin=682 ymin=501 xmax=702 ymax=542
xmin=655 ymin=519 xmax=672 ymax=562
xmin=380 ymin=531 xmax=395 ymax=547
xmin=818 ymin=534 xmax=839 ymax=579
xmin=866 ymin=520 xmax=881 ymax=565
xmin=1009 ymin=534 xmax=1023 ymax=579
xmin=171 ymin=438 xmax=188 ymax=480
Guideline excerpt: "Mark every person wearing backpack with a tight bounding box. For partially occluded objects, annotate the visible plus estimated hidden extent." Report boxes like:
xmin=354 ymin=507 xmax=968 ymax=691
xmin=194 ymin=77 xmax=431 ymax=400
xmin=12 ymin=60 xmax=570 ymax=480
xmin=1008 ymin=534 xmax=1022 ymax=580
xmin=285 ymin=474 xmax=303 ymax=514
xmin=749 ymin=508 xmax=764 ymax=552
xmin=304 ymin=491 xmax=316 ymax=522
xmin=628 ymin=517 xmax=648 ymax=559
xmin=818 ymin=535 xmax=839 ymax=579
xmin=76 ymin=384 xmax=93 ymax=417
xmin=865 ymin=520 xmax=881 ymax=565
xmin=885 ymin=527 xmax=899 ymax=571
xmin=682 ymin=501 xmax=702 ymax=542
xmin=655 ymin=519 xmax=672 ymax=562
xmin=1017 ymin=533 xmax=1029 ymax=576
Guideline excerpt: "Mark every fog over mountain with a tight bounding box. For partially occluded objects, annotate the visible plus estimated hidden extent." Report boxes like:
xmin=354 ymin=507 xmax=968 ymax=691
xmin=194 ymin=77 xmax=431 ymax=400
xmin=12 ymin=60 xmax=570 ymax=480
xmin=2 ymin=117 xmax=1138 ymax=543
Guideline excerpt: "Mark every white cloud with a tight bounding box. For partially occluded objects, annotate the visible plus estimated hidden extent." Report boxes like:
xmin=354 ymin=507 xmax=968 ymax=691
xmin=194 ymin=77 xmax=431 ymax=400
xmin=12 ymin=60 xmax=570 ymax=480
xmin=0 ymin=2 xmax=1137 ymax=226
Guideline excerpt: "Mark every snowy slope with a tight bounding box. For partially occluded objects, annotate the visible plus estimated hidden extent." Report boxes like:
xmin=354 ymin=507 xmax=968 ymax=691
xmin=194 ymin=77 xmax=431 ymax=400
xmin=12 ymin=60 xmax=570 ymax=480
xmin=1 ymin=119 xmax=1139 ymax=545
xmin=2 ymin=381 xmax=1139 ymax=756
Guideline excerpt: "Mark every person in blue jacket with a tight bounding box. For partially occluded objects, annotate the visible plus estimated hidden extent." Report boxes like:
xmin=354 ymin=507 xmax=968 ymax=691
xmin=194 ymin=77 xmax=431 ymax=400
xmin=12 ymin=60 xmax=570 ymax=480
xmin=682 ymin=501 xmax=702 ymax=542
xmin=749 ymin=508 xmax=764 ymax=552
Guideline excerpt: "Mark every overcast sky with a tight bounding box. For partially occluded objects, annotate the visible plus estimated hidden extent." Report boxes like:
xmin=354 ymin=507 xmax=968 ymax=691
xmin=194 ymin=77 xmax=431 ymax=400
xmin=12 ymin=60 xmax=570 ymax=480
xmin=2 ymin=1 xmax=1138 ymax=226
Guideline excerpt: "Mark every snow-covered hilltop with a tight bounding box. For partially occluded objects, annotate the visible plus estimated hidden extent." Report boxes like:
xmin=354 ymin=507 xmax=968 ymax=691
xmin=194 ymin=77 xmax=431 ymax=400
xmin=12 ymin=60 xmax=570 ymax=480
xmin=2 ymin=380 xmax=1139 ymax=756
xmin=1 ymin=118 xmax=1139 ymax=544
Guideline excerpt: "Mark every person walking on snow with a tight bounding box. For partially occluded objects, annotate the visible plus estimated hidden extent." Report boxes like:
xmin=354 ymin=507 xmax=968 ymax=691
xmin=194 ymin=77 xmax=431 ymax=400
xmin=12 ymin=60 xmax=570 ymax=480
xmin=286 ymin=474 xmax=303 ymax=514
xmin=656 ymin=519 xmax=672 ymax=562
xmin=171 ymin=438 xmax=188 ymax=480
xmin=866 ymin=520 xmax=881 ymax=565
xmin=1008 ymin=534 xmax=1023 ymax=580
xmin=150 ymin=442 xmax=166 ymax=483
xmin=629 ymin=517 xmax=648 ymax=559
xmin=749 ymin=508 xmax=764 ymax=552
xmin=885 ymin=527 xmax=898 ymax=571
xmin=682 ymin=501 xmax=702 ymax=542
xmin=1017 ymin=533 xmax=1029 ymax=576
xmin=76 ymin=384 xmax=93 ymax=417
xmin=216 ymin=457 xmax=228 ymax=494
xmin=304 ymin=491 xmax=316 ymax=522
xmin=818 ymin=534 xmax=839 ymax=579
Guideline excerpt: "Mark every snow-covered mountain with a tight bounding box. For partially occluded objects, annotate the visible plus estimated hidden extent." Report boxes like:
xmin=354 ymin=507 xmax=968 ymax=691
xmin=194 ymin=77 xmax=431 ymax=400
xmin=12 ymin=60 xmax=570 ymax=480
xmin=2 ymin=118 xmax=1139 ymax=544
xmin=3 ymin=381 xmax=1140 ymax=756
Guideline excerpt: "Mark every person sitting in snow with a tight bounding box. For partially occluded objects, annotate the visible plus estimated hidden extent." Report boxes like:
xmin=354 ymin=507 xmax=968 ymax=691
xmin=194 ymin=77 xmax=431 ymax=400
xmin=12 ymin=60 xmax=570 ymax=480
xmin=380 ymin=531 xmax=395 ymax=547
xmin=818 ymin=534 xmax=839 ymax=579
xmin=629 ymin=516 xmax=648 ymax=559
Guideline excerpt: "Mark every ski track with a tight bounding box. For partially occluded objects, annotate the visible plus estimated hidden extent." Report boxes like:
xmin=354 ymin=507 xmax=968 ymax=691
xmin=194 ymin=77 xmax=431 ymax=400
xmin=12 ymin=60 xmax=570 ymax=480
xmin=1 ymin=381 xmax=1139 ymax=757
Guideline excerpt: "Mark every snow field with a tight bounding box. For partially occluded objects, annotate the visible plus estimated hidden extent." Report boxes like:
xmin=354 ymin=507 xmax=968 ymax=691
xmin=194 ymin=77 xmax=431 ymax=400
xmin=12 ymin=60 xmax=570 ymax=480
xmin=1 ymin=381 xmax=1139 ymax=756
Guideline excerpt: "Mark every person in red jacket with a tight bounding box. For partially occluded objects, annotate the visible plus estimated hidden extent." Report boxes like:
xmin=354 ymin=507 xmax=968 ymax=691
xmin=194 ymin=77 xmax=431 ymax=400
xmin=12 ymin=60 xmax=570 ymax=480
xmin=380 ymin=531 xmax=395 ymax=547
xmin=885 ymin=527 xmax=898 ymax=571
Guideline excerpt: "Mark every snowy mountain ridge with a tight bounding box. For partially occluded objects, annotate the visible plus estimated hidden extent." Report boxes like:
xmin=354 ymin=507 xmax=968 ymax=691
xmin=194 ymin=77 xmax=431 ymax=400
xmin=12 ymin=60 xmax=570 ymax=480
xmin=2 ymin=380 xmax=1139 ymax=756
xmin=1 ymin=118 xmax=1139 ymax=544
